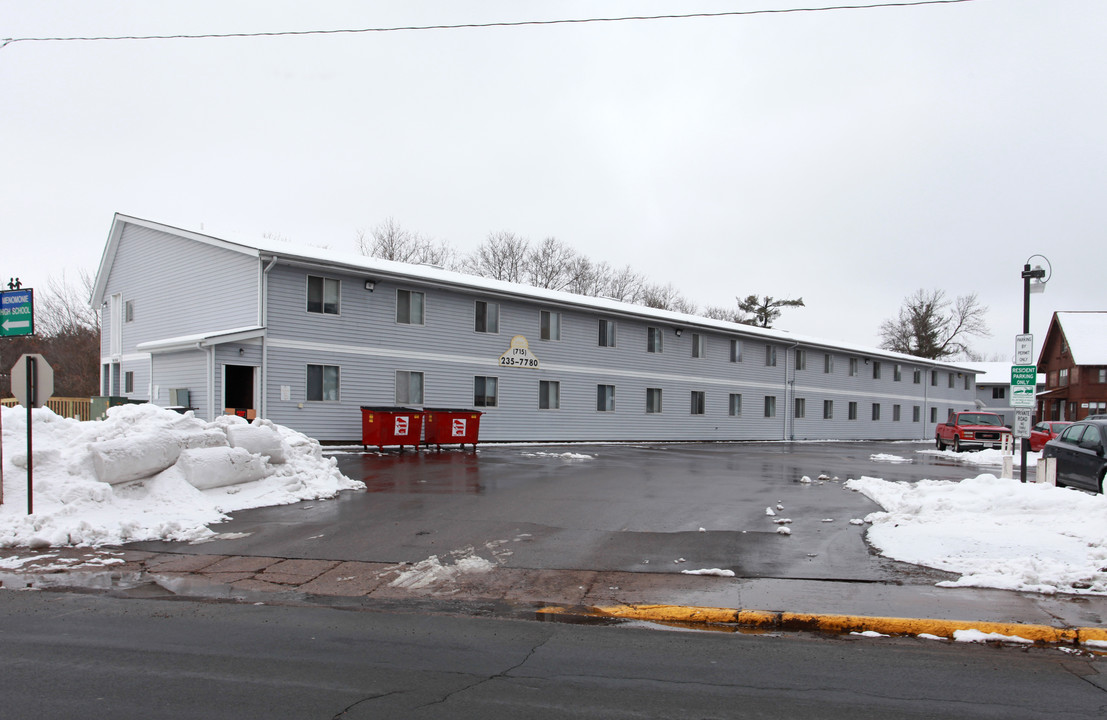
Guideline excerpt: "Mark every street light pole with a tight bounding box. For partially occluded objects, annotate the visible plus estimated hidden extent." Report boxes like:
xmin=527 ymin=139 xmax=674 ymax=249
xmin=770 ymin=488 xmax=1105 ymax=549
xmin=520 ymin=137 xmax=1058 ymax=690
xmin=1020 ymin=262 xmax=1047 ymax=483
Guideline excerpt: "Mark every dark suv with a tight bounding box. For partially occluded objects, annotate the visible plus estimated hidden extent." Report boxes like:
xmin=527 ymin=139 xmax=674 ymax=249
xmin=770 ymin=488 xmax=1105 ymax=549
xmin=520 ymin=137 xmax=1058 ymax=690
xmin=1042 ymin=420 xmax=1107 ymax=493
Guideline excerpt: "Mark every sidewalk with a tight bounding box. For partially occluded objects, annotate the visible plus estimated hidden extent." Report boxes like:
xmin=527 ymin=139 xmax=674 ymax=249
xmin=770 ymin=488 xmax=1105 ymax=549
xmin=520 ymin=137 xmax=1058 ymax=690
xmin=4 ymin=547 xmax=1107 ymax=644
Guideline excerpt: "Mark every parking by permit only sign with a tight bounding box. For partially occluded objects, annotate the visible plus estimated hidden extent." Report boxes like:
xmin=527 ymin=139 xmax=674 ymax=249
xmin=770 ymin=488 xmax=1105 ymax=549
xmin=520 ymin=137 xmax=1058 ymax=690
xmin=1 ymin=289 xmax=34 ymax=337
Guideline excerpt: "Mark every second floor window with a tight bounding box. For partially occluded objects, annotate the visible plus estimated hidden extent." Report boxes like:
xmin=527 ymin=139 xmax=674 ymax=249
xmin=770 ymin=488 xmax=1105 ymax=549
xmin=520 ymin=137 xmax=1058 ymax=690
xmin=307 ymin=276 xmax=340 ymax=315
xmin=540 ymin=310 xmax=561 ymax=341
xmin=475 ymin=300 xmax=499 ymax=333
xmin=599 ymin=319 xmax=616 ymax=347
xmin=396 ymin=289 xmax=425 ymax=325
xmin=766 ymin=346 xmax=777 ymax=367
xmin=647 ymin=327 xmax=664 ymax=353
xmin=692 ymin=333 xmax=704 ymax=358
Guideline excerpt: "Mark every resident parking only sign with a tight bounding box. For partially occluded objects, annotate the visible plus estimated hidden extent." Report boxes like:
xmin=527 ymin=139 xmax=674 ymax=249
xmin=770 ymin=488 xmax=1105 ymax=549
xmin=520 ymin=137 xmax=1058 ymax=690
xmin=1010 ymin=364 xmax=1037 ymax=408
xmin=1 ymin=288 xmax=34 ymax=337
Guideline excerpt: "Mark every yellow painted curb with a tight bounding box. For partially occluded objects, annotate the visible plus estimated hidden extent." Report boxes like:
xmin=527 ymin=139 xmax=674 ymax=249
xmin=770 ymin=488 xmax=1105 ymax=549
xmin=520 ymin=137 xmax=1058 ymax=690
xmin=537 ymin=603 xmax=1107 ymax=646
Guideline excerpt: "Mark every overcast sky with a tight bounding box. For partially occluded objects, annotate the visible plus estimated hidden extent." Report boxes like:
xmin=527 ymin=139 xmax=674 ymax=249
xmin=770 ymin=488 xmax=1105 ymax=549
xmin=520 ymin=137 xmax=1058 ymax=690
xmin=3 ymin=0 xmax=1103 ymax=362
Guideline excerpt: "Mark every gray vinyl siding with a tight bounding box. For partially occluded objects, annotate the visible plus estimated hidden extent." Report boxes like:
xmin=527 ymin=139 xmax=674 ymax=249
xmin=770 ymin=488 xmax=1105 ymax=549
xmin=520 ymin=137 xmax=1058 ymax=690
xmin=150 ymin=350 xmax=208 ymax=416
xmin=259 ymin=263 xmax=979 ymax=442
xmin=100 ymin=223 xmax=259 ymax=357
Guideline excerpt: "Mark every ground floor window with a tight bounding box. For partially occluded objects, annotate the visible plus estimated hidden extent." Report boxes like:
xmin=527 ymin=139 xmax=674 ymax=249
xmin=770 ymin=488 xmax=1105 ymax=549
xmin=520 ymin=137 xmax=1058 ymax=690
xmin=848 ymin=402 xmax=858 ymax=420
xmin=764 ymin=396 xmax=776 ymax=418
xmin=474 ymin=376 xmax=498 ymax=407
xmin=646 ymin=388 xmax=663 ymax=414
xmin=539 ymin=380 xmax=560 ymax=409
xmin=124 ymin=371 xmax=134 ymax=394
xmin=823 ymin=400 xmax=833 ymax=419
xmin=729 ymin=393 xmax=742 ymax=416
xmin=913 ymin=405 xmax=921 ymax=422
xmin=691 ymin=391 xmax=706 ymax=415
xmin=930 ymin=407 xmax=938 ymax=423
xmin=794 ymin=397 xmax=805 ymax=419
xmin=872 ymin=403 xmax=881 ymax=421
xmin=308 ymin=364 xmax=340 ymax=401
xmin=893 ymin=404 xmax=901 ymax=421
xmin=597 ymin=384 xmax=615 ymax=412
xmin=395 ymin=370 xmax=423 ymax=404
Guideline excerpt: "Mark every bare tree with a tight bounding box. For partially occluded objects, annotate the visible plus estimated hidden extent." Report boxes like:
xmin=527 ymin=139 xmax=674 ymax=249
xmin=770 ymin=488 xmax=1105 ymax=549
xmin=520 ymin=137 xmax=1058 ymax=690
xmin=736 ymin=295 xmax=805 ymax=328
xmin=702 ymin=305 xmax=751 ymax=324
xmin=526 ymin=237 xmax=582 ymax=290
xmin=356 ymin=218 xmax=454 ymax=267
xmin=461 ymin=231 xmax=531 ymax=282
xmin=878 ymin=288 xmax=990 ymax=359
xmin=640 ymin=283 xmax=698 ymax=314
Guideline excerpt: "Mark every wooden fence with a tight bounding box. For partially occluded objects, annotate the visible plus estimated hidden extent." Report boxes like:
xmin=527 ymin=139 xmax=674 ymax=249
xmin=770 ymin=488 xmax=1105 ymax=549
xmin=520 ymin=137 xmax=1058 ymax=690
xmin=1 ymin=397 xmax=93 ymax=421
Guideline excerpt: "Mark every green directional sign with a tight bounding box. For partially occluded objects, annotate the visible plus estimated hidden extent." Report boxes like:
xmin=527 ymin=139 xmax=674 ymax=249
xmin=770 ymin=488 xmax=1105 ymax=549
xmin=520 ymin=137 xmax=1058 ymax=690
xmin=0 ymin=288 xmax=34 ymax=337
xmin=1010 ymin=364 xmax=1036 ymax=408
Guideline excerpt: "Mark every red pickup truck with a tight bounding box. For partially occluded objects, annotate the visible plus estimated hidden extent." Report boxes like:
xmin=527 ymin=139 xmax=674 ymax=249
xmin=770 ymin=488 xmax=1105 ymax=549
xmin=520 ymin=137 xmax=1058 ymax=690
xmin=935 ymin=411 xmax=1013 ymax=452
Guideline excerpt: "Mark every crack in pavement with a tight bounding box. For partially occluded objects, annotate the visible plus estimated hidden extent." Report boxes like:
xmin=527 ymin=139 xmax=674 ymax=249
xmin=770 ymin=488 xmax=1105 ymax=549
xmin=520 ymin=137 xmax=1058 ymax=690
xmin=331 ymin=690 xmax=405 ymax=718
xmin=415 ymin=633 xmax=554 ymax=710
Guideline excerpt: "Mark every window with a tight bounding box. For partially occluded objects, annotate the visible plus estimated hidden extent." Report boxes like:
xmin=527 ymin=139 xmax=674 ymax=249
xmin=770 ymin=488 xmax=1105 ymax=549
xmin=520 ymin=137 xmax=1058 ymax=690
xmin=691 ymin=391 xmax=706 ymax=415
xmin=692 ymin=333 xmax=704 ymax=358
xmin=848 ymin=402 xmax=858 ymax=420
xmin=598 ymin=319 xmax=616 ymax=347
xmin=729 ymin=393 xmax=742 ymax=416
xmin=794 ymin=397 xmax=806 ymax=419
xmin=913 ymin=369 xmax=922 ymax=384
xmin=1099 ymin=369 xmax=1107 ymax=384
xmin=474 ymin=376 xmax=498 ymax=407
xmin=894 ymin=364 xmax=902 ymax=382
xmin=125 ymin=300 xmax=135 ymax=322
xmin=646 ymin=388 xmax=663 ymax=414
xmin=1059 ymin=368 xmax=1069 ymax=386
xmin=308 ymin=364 xmax=340 ymax=401
xmin=823 ymin=400 xmax=833 ymax=419
xmin=824 ymin=354 xmax=833 ymax=374
xmin=992 ymin=386 xmax=1006 ymax=399
xmin=765 ymin=346 xmax=777 ymax=367
xmin=872 ymin=361 xmax=881 ymax=379
xmin=395 ymin=370 xmax=423 ymax=404
xmin=647 ymin=327 xmax=664 ymax=353
xmin=931 ymin=371 xmax=938 ymax=386
xmin=849 ymin=358 xmax=858 ymax=377
xmin=964 ymin=375 xmax=971 ymax=390
xmin=795 ymin=350 xmax=806 ymax=370
xmin=539 ymin=380 xmax=560 ymax=410
xmin=730 ymin=339 xmax=742 ymax=363
xmin=396 ymin=289 xmax=425 ymax=325
xmin=307 ymin=276 xmax=340 ymax=315
xmin=872 ymin=403 xmax=881 ymax=421
xmin=540 ymin=310 xmax=561 ymax=341
xmin=764 ymin=396 xmax=776 ymax=418
xmin=597 ymin=384 xmax=615 ymax=412
xmin=475 ymin=300 xmax=499 ymax=333
xmin=124 ymin=371 xmax=134 ymax=393
xmin=893 ymin=404 xmax=901 ymax=421
xmin=948 ymin=373 xmax=955 ymax=389
xmin=930 ymin=407 xmax=938 ymax=423
xmin=913 ymin=406 xmax=921 ymax=422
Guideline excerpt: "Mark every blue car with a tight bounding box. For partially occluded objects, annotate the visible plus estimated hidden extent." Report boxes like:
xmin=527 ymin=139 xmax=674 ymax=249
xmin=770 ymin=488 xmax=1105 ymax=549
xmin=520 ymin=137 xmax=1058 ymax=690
xmin=1042 ymin=420 xmax=1107 ymax=493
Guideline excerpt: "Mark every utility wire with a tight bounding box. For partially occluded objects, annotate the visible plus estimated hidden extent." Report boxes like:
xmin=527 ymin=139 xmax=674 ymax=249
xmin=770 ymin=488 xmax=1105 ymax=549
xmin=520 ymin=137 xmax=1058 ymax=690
xmin=1 ymin=0 xmax=979 ymax=49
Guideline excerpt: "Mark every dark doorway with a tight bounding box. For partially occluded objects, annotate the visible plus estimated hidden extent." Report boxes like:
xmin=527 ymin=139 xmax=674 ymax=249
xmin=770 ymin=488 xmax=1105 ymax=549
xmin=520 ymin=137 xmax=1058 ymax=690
xmin=224 ymin=364 xmax=255 ymax=410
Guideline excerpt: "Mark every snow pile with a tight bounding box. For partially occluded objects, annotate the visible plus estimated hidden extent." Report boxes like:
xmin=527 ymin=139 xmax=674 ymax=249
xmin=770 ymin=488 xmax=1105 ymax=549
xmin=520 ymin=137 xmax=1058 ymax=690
xmin=387 ymin=550 xmax=496 ymax=590
xmin=0 ymin=404 xmax=363 ymax=548
xmin=846 ymin=474 xmax=1107 ymax=595
xmin=870 ymin=453 xmax=911 ymax=464
xmin=520 ymin=451 xmax=594 ymax=461
xmin=680 ymin=568 xmax=735 ymax=577
xmin=919 ymin=447 xmax=1039 ymax=468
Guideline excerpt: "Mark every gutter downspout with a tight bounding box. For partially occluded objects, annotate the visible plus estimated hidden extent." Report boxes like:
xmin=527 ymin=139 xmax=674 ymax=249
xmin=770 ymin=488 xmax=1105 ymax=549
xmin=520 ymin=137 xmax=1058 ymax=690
xmin=260 ymin=256 xmax=278 ymax=419
xmin=922 ymin=365 xmax=930 ymax=440
xmin=786 ymin=341 xmax=800 ymax=441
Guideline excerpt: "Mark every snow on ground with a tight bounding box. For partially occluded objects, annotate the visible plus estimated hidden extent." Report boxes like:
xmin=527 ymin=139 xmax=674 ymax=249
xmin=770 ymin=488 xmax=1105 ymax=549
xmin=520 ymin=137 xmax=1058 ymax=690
xmin=870 ymin=453 xmax=911 ymax=463
xmin=918 ymin=447 xmax=1040 ymax=467
xmin=0 ymin=404 xmax=364 ymax=548
xmin=846 ymin=474 xmax=1107 ymax=595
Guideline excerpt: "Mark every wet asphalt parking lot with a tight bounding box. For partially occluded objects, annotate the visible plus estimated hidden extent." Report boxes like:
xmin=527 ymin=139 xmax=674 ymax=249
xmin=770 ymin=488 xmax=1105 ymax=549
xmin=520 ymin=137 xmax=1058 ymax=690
xmin=131 ymin=441 xmax=979 ymax=584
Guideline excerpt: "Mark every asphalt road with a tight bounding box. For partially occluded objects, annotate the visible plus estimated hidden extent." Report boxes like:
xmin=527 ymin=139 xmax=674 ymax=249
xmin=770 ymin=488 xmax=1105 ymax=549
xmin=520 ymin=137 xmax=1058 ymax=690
xmin=132 ymin=441 xmax=976 ymax=583
xmin=3 ymin=590 xmax=1105 ymax=720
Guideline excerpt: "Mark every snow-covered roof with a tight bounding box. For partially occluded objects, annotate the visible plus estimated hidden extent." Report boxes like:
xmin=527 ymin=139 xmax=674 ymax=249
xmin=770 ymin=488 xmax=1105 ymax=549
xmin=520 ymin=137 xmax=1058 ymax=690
xmin=136 ymin=326 xmax=265 ymax=353
xmin=1055 ymin=312 xmax=1107 ymax=365
xmin=104 ymin=213 xmax=981 ymax=372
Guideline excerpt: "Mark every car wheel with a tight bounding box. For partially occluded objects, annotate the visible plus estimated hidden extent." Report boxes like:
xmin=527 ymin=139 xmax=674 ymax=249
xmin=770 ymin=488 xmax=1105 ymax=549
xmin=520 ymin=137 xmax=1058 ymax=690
xmin=952 ymin=438 xmax=962 ymax=453
xmin=936 ymin=436 xmax=945 ymax=451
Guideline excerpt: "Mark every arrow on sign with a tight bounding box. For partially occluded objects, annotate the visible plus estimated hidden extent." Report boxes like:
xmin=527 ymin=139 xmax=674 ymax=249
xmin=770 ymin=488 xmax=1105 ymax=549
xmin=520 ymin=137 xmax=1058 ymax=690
xmin=3 ymin=319 xmax=30 ymax=331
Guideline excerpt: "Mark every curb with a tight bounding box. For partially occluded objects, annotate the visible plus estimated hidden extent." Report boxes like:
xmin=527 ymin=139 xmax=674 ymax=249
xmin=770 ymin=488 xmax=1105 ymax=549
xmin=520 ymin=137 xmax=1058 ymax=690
xmin=538 ymin=604 xmax=1107 ymax=646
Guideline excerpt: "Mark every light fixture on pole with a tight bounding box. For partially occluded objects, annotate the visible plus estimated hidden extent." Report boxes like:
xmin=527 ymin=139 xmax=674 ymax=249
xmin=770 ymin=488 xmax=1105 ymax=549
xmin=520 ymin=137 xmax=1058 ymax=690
xmin=1018 ymin=255 xmax=1050 ymax=484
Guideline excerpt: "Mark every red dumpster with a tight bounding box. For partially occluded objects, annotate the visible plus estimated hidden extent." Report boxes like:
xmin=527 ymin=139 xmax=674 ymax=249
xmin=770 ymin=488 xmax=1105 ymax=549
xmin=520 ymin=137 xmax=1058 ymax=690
xmin=360 ymin=406 xmax=424 ymax=452
xmin=422 ymin=408 xmax=484 ymax=450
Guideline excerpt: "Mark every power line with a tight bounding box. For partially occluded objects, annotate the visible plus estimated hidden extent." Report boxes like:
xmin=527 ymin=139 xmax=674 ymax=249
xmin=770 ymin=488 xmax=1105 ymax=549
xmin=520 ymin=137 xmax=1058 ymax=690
xmin=1 ymin=1 xmax=979 ymax=49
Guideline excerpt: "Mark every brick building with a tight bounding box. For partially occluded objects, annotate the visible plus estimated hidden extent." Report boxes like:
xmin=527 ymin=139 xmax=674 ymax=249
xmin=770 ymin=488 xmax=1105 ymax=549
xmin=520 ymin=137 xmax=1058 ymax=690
xmin=1036 ymin=311 xmax=1107 ymax=421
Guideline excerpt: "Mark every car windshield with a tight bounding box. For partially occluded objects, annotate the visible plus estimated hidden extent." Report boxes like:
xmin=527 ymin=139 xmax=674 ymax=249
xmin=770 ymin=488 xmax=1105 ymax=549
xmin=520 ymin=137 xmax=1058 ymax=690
xmin=959 ymin=414 xmax=1002 ymax=426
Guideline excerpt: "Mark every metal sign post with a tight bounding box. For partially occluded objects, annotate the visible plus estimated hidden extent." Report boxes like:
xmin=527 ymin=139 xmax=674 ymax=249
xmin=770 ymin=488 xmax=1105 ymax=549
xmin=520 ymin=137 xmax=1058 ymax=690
xmin=11 ymin=353 xmax=54 ymax=515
